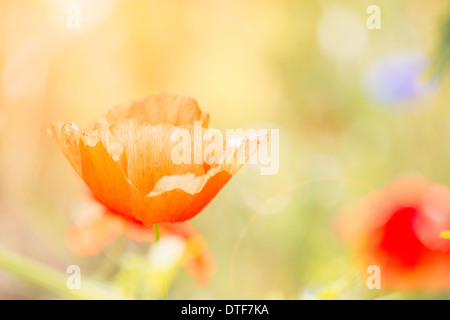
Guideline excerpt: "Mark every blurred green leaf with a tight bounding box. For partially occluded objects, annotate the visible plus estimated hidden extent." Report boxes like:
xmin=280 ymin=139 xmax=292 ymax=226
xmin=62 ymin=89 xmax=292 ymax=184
xmin=0 ymin=245 xmax=121 ymax=299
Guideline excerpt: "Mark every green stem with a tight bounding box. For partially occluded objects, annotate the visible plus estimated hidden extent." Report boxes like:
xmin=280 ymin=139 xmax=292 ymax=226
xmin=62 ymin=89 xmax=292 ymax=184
xmin=0 ymin=245 xmax=120 ymax=299
xmin=152 ymin=224 xmax=167 ymax=299
xmin=154 ymin=224 xmax=160 ymax=243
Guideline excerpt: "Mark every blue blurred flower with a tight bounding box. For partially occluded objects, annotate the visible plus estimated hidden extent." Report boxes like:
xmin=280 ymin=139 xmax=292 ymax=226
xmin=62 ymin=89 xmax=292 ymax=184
xmin=364 ymin=51 xmax=436 ymax=105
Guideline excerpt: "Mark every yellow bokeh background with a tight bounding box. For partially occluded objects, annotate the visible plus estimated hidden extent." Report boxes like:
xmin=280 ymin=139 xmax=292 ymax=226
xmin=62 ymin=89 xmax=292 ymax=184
xmin=1 ymin=0 xmax=450 ymax=299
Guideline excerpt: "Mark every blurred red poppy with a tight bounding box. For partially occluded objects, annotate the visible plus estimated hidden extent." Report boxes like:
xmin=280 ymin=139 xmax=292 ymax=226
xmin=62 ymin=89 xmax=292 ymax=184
xmin=338 ymin=177 xmax=450 ymax=291
xmin=49 ymin=93 xmax=267 ymax=285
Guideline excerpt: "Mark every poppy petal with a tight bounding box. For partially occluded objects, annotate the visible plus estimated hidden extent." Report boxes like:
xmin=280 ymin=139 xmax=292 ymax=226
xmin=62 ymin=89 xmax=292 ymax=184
xmin=94 ymin=120 xmax=211 ymax=196
xmin=93 ymin=93 xmax=210 ymax=129
xmin=137 ymin=129 xmax=269 ymax=225
xmin=50 ymin=122 xmax=142 ymax=221
xmin=140 ymin=170 xmax=232 ymax=225
xmin=49 ymin=122 xmax=86 ymax=177
xmin=159 ymin=222 xmax=215 ymax=286
xmin=65 ymin=211 xmax=126 ymax=256
xmin=339 ymin=176 xmax=450 ymax=291
xmin=78 ymin=132 xmax=142 ymax=221
xmin=148 ymin=128 xmax=269 ymax=196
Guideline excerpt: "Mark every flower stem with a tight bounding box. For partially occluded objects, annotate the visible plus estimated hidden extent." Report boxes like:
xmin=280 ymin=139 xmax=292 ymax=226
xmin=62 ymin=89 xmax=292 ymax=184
xmin=154 ymin=224 xmax=160 ymax=243
xmin=152 ymin=224 xmax=166 ymax=299
xmin=0 ymin=245 xmax=119 ymax=299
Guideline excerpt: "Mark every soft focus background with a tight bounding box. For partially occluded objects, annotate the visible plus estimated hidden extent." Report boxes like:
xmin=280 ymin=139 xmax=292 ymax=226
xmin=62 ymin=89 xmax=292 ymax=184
xmin=1 ymin=0 xmax=450 ymax=299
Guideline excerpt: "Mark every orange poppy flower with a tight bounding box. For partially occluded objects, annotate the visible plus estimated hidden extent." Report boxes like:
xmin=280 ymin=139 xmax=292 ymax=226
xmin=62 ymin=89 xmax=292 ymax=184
xmin=338 ymin=177 xmax=450 ymax=291
xmin=50 ymin=93 xmax=267 ymax=285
